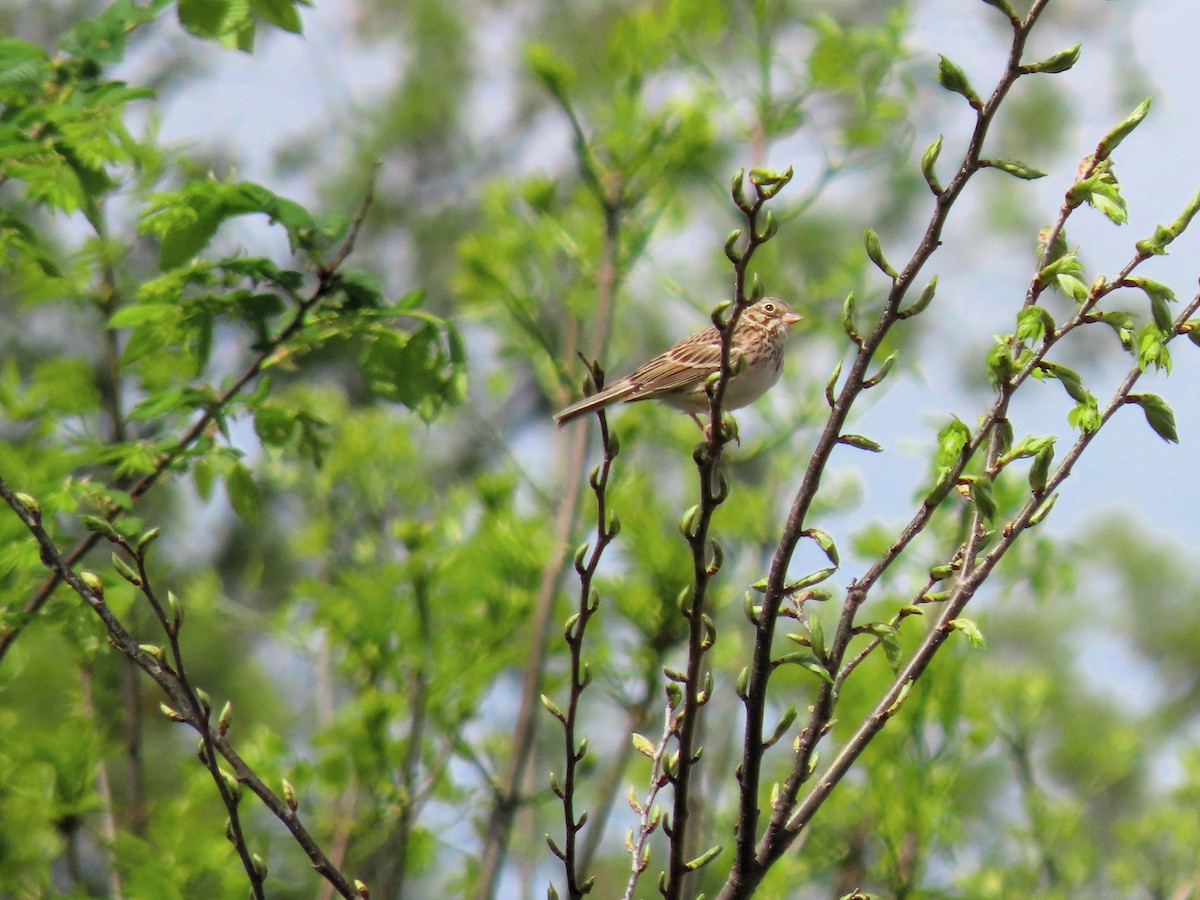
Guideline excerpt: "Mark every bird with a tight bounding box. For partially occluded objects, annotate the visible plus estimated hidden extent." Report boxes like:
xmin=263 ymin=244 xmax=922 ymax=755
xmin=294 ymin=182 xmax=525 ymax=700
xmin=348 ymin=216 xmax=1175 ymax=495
xmin=554 ymin=297 xmax=803 ymax=427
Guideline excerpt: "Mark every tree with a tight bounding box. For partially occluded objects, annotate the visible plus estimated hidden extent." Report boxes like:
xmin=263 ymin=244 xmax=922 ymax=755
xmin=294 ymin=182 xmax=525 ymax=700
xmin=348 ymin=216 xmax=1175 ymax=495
xmin=2 ymin=0 xmax=1199 ymax=897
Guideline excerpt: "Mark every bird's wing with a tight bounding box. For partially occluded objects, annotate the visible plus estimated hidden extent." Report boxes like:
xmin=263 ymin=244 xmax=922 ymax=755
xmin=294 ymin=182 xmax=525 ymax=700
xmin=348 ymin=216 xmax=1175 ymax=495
xmin=624 ymin=325 xmax=723 ymax=396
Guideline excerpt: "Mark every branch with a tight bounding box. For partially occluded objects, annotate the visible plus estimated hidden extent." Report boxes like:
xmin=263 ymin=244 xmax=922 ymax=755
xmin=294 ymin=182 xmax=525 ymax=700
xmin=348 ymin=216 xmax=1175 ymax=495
xmin=0 ymin=486 xmax=367 ymax=897
xmin=546 ymin=388 xmax=620 ymax=900
xmin=661 ymin=166 xmax=792 ymax=900
xmin=720 ymin=2 xmax=1066 ymax=894
xmin=780 ymin=288 xmax=1200 ymax=837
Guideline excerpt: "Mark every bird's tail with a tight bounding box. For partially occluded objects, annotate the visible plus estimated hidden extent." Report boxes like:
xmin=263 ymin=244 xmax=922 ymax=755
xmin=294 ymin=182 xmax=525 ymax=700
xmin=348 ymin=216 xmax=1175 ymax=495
xmin=553 ymin=381 xmax=635 ymax=426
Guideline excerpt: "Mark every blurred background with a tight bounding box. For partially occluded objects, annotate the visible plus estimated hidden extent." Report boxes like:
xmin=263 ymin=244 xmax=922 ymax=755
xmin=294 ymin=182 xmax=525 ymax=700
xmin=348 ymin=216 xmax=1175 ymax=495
xmin=5 ymin=0 xmax=1200 ymax=897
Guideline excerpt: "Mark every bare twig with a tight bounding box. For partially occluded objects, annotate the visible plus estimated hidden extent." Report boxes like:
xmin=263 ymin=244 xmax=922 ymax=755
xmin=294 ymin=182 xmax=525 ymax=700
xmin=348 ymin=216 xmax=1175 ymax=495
xmin=546 ymin=393 xmax=620 ymax=899
xmin=623 ymin=699 xmax=680 ymax=900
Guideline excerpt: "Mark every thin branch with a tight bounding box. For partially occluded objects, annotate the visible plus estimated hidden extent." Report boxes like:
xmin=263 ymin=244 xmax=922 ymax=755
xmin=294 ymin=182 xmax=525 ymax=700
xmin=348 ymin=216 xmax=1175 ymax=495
xmin=577 ymin=655 xmax=666 ymax=874
xmin=721 ymin=3 xmax=1058 ymax=895
xmin=662 ymin=168 xmax=790 ymax=900
xmin=0 ymin=466 xmax=366 ymax=898
xmin=776 ymin=288 xmax=1200 ymax=862
xmin=548 ymin=398 xmax=620 ymax=899
xmin=473 ymin=122 xmax=625 ymax=897
xmin=622 ymin=700 xmax=680 ymax=900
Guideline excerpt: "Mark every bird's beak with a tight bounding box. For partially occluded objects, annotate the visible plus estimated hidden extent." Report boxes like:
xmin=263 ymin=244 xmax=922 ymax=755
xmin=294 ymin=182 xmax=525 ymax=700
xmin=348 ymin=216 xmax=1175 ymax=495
xmin=783 ymin=311 xmax=803 ymax=327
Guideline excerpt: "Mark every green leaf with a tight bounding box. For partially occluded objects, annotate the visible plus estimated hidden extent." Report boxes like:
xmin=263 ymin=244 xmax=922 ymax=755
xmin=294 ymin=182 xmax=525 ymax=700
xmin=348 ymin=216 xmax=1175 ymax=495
xmin=225 ymin=461 xmax=259 ymax=523
xmin=899 ymin=275 xmax=937 ymax=319
xmin=631 ymin=733 xmax=656 ymax=758
xmin=108 ymin=304 xmax=181 ymax=328
xmin=783 ymin=567 xmax=838 ymax=593
xmin=540 ymin=694 xmax=566 ymax=722
xmin=808 ymin=617 xmax=826 ymax=662
xmin=841 ymin=291 xmax=859 ymax=342
xmin=111 ymin=552 xmax=142 ymax=587
xmin=82 ymin=515 xmax=123 ymax=542
xmin=921 ymin=134 xmax=943 ymax=194
xmin=986 ymin=342 xmax=1017 ymax=387
xmin=1015 ymin=306 xmax=1055 ymax=344
xmin=982 ymin=158 xmax=1047 ymax=180
xmin=803 ymin=529 xmax=840 ymax=567
xmin=936 ymin=55 xmax=981 ymax=109
xmin=1056 ymin=273 xmax=1090 ymax=304
xmin=140 ymin=180 xmax=316 ymax=268
xmin=825 ymin=359 xmax=842 ymax=408
xmin=949 ymin=617 xmax=986 ymax=648
xmin=863 ymin=622 xmax=903 ymax=670
xmin=1136 ymin=189 xmax=1200 ymax=256
xmin=1127 ymin=393 xmax=1179 ymax=443
xmin=254 ymin=405 xmax=296 ymax=447
xmin=1029 ymin=441 xmax=1054 ymax=494
xmin=250 ymin=0 xmax=302 ymax=32
xmin=979 ymin=0 xmax=1016 ymax=19
xmin=1022 ymin=43 xmax=1082 ymax=75
xmin=863 ymin=228 xmax=897 ymax=278
xmin=1029 ymin=492 xmax=1058 ymax=526
xmin=0 ymin=39 xmax=50 ymax=87
xmin=1038 ymin=362 xmax=1090 ymax=404
xmin=777 ymin=649 xmax=834 ymax=684
xmin=178 ymin=0 xmax=250 ymax=40
xmin=838 ymin=434 xmax=883 ymax=453
xmin=863 ymin=351 xmax=897 ymax=388
xmin=360 ymin=323 xmax=464 ymax=420
xmin=969 ymin=479 xmax=997 ymax=521
xmin=999 ymin=433 xmax=1054 ymax=466
xmin=1091 ymin=311 xmax=1136 ymax=352
xmin=684 ymin=844 xmax=722 ymax=871
xmin=525 ymin=43 xmax=575 ymax=96
xmin=998 ymin=422 xmax=1016 ymax=460
xmin=58 ymin=0 xmax=164 ymax=63
xmin=1136 ymin=224 xmax=1174 ymax=257
xmin=1035 ymin=252 xmax=1084 ymax=289
xmin=332 ymin=270 xmax=384 ymax=310
xmin=1137 ymin=325 xmax=1172 ymax=373
xmin=1068 ymin=400 xmax=1102 ymax=433
xmin=1097 ymin=97 xmax=1152 ymax=160
xmin=936 ymin=417 xmax=971 ymax=469
xmin=1067 ymin=163 xmax=1129 ymax=224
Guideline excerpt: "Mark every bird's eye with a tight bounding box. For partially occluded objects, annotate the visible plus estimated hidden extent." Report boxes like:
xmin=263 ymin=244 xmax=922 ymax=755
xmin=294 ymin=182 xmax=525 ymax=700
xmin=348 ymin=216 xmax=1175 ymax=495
xmin=762 ymin=302 xmax=776 ymax=313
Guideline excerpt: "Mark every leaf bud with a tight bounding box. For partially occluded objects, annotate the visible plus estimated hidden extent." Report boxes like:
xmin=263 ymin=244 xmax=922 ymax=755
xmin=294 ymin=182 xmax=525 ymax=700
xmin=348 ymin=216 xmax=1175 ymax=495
xmin=80 ymin=571 xmax=104 ymax=598
xmin=14 ymin=493 xmax=40 ymax=522
xmin=282 ymin=777 xmax=298 ymax=813
xmin=724 ymin=229 xmax=743 ymax=263
xmin=138 ymin=643 xmax=164 ymax=664
xmin=730 ymin=168 xmax=748 ymax=209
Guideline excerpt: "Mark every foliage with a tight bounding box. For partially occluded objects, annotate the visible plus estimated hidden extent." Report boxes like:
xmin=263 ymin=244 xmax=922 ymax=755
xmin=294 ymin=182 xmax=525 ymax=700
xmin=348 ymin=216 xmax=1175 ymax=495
xmin=1 ymin=0 xmax=1199 ymax=899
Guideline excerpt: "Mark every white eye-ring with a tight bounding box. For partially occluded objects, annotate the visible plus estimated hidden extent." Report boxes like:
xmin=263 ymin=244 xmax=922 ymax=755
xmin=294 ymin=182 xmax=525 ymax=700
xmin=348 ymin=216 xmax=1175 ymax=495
xmin=762 ymin=301 xmax=776 ymax=313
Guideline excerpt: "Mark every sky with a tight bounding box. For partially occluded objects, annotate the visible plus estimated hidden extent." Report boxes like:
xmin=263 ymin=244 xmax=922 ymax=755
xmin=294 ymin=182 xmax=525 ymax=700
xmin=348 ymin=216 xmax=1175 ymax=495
xmin=123 ymin=0 xmax=1200 ymax=558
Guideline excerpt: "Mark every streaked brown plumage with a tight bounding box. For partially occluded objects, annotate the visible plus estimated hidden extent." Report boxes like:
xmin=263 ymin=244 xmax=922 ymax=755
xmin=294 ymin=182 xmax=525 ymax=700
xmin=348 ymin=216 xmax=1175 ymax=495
xmin=554 ymin=297 xmax=802 ymax=426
